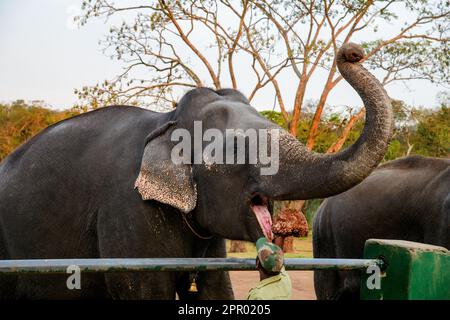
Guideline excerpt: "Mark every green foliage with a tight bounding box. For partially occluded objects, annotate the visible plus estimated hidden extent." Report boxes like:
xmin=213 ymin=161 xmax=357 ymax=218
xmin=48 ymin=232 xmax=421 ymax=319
xmin=0 ymin=101 xmax=78 ymax=161
xmin=259 ymin=110 xmax=287 ymax=129
xmin=260 ymin=109 xmax=364 ymax=153
xmin=411 ymin=107 xmax=450 ymax=157
xmin=385 ymin=140 xmax=403 ymax=161
xmin=303 ymin=199 xmax=323 ymax=228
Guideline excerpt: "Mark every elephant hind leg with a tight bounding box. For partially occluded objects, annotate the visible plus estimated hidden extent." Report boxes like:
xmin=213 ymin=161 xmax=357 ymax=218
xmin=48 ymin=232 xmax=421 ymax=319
xmin=333 ymin=270 xmax=361 ymax=300
xmin=313 ymin=206 xmax=340 ymax=300
xmin=314 ymin=270 xmax=360 ymax=300
xmin=0 ymin=226 xmax=17 ymax=298
xmin=0 ymin=275 xmax=17 ymax=299
xmin=197 ymin=271 xmax=234 ymax=300
xmin=314 ymin=270 xmax=339 ymax=300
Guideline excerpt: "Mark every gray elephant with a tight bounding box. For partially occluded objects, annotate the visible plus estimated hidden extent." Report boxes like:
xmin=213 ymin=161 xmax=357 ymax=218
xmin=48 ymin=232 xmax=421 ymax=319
xmin=313 ymin=155 xmax=450 ymax=300
xmin=0 ymin=43 xmax=393 ymax=299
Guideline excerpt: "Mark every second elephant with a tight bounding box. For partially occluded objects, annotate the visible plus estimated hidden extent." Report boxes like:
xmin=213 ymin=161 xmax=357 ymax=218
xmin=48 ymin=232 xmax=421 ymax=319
xmin=313 ymin=155 xmax=450 ymax=300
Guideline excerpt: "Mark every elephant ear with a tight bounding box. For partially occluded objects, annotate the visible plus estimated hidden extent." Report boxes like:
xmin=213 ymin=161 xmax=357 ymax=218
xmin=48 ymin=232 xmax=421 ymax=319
xmin=134 ymin=121 xmax=197 ymax=213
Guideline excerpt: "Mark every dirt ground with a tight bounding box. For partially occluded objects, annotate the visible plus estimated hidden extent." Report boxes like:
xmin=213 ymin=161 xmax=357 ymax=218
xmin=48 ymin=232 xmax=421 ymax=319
xmin=229 ymin=270 xmax=316 ymax=300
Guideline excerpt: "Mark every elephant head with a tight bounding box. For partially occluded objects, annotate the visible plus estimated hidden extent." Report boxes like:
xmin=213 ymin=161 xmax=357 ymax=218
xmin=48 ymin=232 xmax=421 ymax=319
xmin=135 ymin=43 xmax=393 ymax=242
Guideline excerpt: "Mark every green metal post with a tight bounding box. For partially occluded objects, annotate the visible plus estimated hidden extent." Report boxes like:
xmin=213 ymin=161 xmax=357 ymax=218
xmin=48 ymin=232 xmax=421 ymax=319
xmin=361 ymin=239 xmax=450 ymax=300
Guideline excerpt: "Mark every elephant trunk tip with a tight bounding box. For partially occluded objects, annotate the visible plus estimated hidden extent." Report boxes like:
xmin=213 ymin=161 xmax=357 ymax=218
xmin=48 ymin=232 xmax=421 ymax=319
xmin=337 ymin=43 xmax=365 ymax=64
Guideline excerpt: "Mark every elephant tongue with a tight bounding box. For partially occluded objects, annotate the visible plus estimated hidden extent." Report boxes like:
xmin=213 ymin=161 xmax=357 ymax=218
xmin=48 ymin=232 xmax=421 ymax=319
xmin=251 ymin=205 xmax=273 ymax=241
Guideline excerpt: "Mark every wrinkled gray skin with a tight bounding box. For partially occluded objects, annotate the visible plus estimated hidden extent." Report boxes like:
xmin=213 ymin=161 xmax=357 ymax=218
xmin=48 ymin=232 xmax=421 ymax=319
xmin=0 ymin=43 xmax=392 ymax=299
xmin=313 ymin=155 xmax=450 ymax=300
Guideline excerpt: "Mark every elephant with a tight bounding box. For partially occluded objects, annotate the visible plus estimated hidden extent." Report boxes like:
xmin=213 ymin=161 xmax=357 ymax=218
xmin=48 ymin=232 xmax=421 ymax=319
xmin=313 ymin=155 xmax=450 ymax=300
xmin=0 ymin=43 xmax=393 ymax=299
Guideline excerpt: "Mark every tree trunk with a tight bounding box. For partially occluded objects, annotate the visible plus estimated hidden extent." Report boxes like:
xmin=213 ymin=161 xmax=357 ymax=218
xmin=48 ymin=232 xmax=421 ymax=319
xmin=282 ymin=236 xmax=295 ymax=253
xmin=229 ymin=240 xmax=247 ymax=253
xmin=327 ymin=109 xmax=365 ymax=153
xmin=289 ymin=75 xmax=308 ymax=137
xmin=306 ymin=68 xmax=338 ymax=150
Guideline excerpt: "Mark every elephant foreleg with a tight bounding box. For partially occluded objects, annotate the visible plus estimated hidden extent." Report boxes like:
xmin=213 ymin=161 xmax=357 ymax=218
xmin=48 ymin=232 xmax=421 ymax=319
xmin=176 ymin=270 xmax=234 ymax=300
xmin=197 ymin=271 xmax=234 ymax=300
xmin=179 ymin=238 xmax=234 ymax=300
xmin=104 ymin=273 xmax=177 ymax=299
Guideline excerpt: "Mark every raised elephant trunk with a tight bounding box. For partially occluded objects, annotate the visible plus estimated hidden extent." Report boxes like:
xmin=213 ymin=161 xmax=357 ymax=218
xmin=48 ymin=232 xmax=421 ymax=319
xmin=263 ymin=43 xmax=393 ymax=200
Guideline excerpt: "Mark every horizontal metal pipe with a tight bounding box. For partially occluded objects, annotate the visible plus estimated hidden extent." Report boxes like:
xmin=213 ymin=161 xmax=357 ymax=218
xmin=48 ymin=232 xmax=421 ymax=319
xmin=0 ymin=258 xmax=383 ymax=273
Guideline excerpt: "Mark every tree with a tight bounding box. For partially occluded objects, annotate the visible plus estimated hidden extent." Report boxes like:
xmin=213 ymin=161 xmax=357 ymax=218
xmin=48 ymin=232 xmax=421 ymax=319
xmin=0 ymin=102 xmax=78 ymax=160
xmin=411 ymin=106 xmax=450 ymax=157
xmin=77 ymin=0 xmax=448 ymax=139
xmin=380 ymin=96 xmax=450 ymax=160
xmin=229 ymin=240 xmax=247 ymax=253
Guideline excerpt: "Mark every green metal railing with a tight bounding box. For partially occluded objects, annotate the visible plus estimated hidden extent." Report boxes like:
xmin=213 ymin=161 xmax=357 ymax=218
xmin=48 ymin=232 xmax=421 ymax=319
xmin=1 ymin=240 xmax=448 ymax=299
xmin=0 ymin=258 xmax=383 ymax=274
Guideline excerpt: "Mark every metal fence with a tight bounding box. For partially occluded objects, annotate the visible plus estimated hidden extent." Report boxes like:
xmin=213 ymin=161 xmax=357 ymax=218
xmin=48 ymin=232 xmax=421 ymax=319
xmin=0 ymin=258 xmax=384 ymax=273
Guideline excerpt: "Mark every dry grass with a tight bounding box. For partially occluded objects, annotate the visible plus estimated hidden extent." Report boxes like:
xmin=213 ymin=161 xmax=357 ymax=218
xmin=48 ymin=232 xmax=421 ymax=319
xmin=226 ymin=234 xmax=313 ymax=258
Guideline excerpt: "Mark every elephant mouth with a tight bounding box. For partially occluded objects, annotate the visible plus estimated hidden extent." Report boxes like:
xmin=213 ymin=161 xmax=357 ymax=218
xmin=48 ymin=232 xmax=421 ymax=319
xmin=250 ymin=194 xmax=273 ymax=241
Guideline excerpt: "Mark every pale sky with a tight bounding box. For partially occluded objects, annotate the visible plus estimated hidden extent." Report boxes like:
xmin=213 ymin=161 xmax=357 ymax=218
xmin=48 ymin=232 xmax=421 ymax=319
xmin=0 ymin=0 xmax=447 ymax=112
